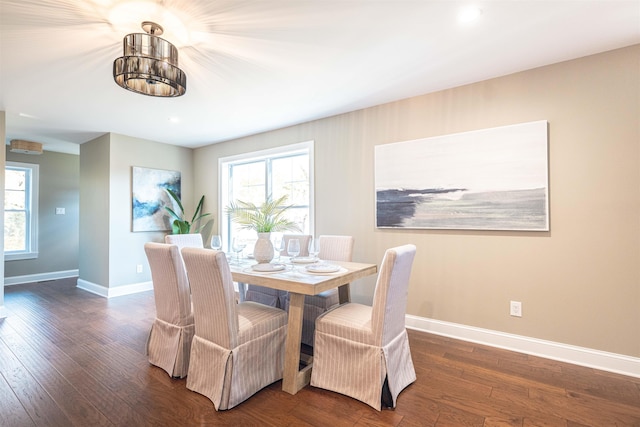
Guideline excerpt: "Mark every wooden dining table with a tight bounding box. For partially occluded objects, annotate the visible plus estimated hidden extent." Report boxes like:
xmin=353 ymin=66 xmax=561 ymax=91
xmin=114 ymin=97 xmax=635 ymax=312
xmin=228 ymin=257 xmax=378 ymax=395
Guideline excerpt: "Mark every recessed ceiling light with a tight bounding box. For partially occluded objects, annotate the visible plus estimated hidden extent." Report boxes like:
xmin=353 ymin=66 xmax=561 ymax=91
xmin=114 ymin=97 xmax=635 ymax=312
xmin=458 ymin=5 xmax=482 ymax=23
xmin=18 ymin=112 xmax=38 ymax=119
xmin=168 ymin=117 xmax=180 ymax=123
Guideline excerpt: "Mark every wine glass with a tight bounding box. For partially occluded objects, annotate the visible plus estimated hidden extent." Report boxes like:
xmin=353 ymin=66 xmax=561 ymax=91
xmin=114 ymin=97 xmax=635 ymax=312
xmin=308 ymin=237 xmax=319 ymax=259
xmin=277 ymin=238 xmax=287 ymax=262
xmin=210 ymin=235 xmax=222 ymax=251
xmin=231 ymin=237 xmax=246 ymax=263
xmin=272 ymin=237 xmax=282 ymax=261
xmin=287 ymin=239 xmax=300 ymax=260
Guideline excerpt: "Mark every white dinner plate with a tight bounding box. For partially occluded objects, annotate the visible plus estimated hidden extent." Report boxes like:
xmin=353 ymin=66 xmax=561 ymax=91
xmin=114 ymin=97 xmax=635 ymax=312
xmin=251 ymin=263 xmax=286 ymax=272
xmin=305 ymin=263 xmax=341 ymax=274
xmin=291 ymin=257 xmax=319 ymax=264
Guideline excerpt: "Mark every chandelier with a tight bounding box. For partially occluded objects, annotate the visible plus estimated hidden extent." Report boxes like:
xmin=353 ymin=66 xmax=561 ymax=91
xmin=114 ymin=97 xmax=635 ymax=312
xmin=113 ymin=21 xmax=186 ymax=97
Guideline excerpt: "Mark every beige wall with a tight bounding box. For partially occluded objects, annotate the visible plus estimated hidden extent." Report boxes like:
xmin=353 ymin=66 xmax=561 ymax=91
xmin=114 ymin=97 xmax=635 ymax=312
xmin=5 ymin=149 xmax=79 ymax=278
xmin=79 ymin=134 xmax=111 ymax=286
xmin=194 ymin=45 xmax=640 ymax=358
xmin=0 ymin=111 xmax=5 ymax=316
xmin=79 ymin=133 xmax=194 ymax=290
xmin=109 ymin=134 xmax=194 ymax=287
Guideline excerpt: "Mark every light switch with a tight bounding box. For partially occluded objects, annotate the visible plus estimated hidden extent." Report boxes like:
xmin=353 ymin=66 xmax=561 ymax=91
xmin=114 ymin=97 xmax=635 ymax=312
xmin=55 ymin=207 xmax=65 ymax=215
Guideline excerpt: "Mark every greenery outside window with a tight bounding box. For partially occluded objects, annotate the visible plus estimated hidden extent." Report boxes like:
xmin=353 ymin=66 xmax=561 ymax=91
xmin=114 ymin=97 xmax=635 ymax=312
xmin=4 ymin=162 xmax=39 ymax=261
xmin=219 ymin=141 xmax=314 ymax=252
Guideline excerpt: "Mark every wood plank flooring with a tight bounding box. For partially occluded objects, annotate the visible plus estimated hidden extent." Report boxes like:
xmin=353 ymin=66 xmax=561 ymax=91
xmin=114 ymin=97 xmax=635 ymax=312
xmin=1 ymin=278 xmax=639 ymax=426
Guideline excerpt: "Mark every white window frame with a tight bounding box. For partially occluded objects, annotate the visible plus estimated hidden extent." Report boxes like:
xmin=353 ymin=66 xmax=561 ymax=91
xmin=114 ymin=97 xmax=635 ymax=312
xmin=5 ymin=161 xmax=39 ymax=261
xmin=219 ymin=141 xmax=314 ymax=251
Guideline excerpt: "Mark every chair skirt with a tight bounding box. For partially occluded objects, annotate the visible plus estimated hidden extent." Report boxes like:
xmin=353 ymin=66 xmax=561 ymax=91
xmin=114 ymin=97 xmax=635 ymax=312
xmin=245 ymin=285 xmax=288 ymax=309
xmin=147 ymin=317 xmax=195 ymax=378
xmin=310 ymin=305 xmax=416 ymax=410
xmin=186 ymin=305 xmax=287 ymax=410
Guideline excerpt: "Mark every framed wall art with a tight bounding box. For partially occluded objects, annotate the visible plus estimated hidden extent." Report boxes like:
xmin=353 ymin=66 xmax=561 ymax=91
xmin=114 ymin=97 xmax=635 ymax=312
xmin=375 ymin=120 xmax=549 ymax=231
xmin=132 ymin=166 xmax=181 ymax=232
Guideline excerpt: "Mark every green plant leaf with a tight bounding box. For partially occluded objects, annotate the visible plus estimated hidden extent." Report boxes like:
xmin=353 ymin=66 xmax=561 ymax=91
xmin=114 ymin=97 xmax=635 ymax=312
xmin=191 ymin=196 xmax=211 ymax=226
xmin=225 ymin=194 xmax=301 ymax=233
xmin=165 ymin=189 xmax=184 ymax=215
xmin=191 ymin=195 xmax=205 ymax=223
xmin=164 ymin=206 xmax=181 ymax=221
xmin=164 ymin=189 xmax=212 ymax=234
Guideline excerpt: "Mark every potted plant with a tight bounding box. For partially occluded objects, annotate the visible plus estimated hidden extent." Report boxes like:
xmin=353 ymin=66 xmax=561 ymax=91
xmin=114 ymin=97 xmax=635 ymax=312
xmin=226 ymin=195 xmax=300 ymax=263
xmin=164 ymin=189 xmax=212 ymax=235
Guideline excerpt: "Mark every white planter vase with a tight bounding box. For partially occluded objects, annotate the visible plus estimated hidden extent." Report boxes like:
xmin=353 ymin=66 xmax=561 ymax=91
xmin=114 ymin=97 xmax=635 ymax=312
xmin=253 ymin=232 xmax=274 ymax=263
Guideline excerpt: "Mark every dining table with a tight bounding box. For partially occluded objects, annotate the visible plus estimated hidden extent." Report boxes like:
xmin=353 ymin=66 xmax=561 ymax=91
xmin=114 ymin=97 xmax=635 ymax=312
xmin=228 ymin=256 xmax=378 ymax=395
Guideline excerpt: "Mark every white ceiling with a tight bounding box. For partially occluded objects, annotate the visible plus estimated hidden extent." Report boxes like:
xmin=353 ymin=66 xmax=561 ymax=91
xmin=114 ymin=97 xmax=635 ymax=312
xmin=1 ymin=0 xmax=639 ymax=155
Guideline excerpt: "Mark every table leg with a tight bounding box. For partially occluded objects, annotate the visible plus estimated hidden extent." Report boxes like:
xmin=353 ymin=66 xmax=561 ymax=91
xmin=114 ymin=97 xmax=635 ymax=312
xmin=237 ymin=282 xmax=246 ymax=302
xmin=338 ymin=283 xmax=351 ymax=304
xmin=282 ymin=292 xmax=310 ymax=394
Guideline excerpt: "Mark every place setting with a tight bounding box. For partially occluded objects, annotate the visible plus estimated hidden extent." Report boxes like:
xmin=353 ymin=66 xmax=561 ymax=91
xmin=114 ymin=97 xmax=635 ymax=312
xmin=304 ymin=263 xmax=346 ymax=275
xmin=238 ymin=236 xmax=346 ymax=276
xmin=290 ymin=256 xmax=318 ymax=264
xmin=287 ymin=237 xmax=320 ymax=264
xmin=246 ymin=262 xmax=287 ymax=274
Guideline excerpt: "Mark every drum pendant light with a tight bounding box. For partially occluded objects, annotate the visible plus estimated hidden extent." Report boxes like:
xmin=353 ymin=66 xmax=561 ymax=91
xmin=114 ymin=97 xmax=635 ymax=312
xmin=113 ymin=21 xmax=186 ymax=97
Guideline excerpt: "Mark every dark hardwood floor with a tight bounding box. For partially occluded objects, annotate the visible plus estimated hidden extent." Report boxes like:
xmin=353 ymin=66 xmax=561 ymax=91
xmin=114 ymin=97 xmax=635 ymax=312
xmin=1 ymin=278 xmax=639 ymax=426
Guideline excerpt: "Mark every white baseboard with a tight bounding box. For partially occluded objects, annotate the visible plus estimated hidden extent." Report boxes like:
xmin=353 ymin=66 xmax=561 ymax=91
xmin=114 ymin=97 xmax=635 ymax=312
xmin=4 ymin=270 xmax=80 ymax=286
xmin=7 ymin=274 xmax=637 ymax=378
xmin=76 ymin=279 xmax=153 ymax=298
xmin=406 ymin=315 xmax=640 ymax=379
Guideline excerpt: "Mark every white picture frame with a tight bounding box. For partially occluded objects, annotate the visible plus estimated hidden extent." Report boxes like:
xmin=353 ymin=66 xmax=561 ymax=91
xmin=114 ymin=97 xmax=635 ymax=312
xmin=375 ymin=120 xmax=549 ymax=231
xmin=132 ymin=167 xmax=181 ymax=232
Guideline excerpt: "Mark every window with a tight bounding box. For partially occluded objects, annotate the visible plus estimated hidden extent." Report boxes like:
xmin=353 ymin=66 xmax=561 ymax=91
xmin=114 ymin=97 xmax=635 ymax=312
xmin=4 ymin=162 xmax=39 ymax=260
xmin=220 ymin=141 xmax=313 ymax=251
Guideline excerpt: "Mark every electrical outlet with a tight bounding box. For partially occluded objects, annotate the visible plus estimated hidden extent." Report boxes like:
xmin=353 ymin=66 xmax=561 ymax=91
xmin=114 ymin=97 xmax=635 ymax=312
xmin=510 ymin=301 xmax=522 ymax=317
xmin=136 ymin=264 xmax=143 ymax=273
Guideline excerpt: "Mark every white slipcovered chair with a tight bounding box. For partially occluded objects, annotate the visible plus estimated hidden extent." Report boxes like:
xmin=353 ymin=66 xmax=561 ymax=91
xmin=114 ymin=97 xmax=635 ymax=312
xmin=165 ymin=233 xmax=204 ymax=249
xmin=164 ymin=233 xmax=204 ymax=287
xmin=144 ymin=242 xmax=195 ymax=378
xmin=164 ymin=233 xmax=204 ymax=279
xmin=244 ymin=234 xmax=312 ymax=308
xmin=285 ymin=235 xmax=354 ymax=346
xmin=310 ymin=244 xmax=417 ymax=410
xmin=181 ymin=247 xmax=287 ymax=410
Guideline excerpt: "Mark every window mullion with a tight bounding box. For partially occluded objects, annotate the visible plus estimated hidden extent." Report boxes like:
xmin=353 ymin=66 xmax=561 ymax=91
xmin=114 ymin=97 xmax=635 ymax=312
xmin=266 ymin=158 xmax=272 ymax=200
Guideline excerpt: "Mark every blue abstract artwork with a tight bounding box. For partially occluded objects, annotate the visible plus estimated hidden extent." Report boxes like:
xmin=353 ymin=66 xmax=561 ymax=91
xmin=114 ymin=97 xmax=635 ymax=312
xmin=132 ymin=167 xmax=181 ymax=232
xmin=375 ymin=121 xmax=549 ymax=231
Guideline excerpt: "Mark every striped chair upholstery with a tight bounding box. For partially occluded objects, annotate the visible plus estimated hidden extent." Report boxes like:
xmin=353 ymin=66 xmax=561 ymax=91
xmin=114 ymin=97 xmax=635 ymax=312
xmin=285 ymin=235 xmax=354 ymax=346
xmin=244 ymin=234 xmax=312 ymax=308
xmin=165 ymin=233 xmax=204 ymax=249
xmin=310 ymin=244 xmax=417 ymax=410
xmin=181 ymin=247 xmax=287 ymax=410
xmin=165 ymin=233 xmax=204 ymax=289
xmin=144 ymin=242 xmax=195 ymax=378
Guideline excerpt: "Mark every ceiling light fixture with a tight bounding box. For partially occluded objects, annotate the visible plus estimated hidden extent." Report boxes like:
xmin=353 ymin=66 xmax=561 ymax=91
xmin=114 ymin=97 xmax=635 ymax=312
xmin=10 ymin=140 xmax=43 ymax=155
xmin=113 ymin=21 xmax=186 ymax=97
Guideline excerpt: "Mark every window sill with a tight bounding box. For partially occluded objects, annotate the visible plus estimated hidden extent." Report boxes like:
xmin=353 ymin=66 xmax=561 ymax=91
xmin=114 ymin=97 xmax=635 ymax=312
xmin=4 ymin=252 xmax=38 ymax=261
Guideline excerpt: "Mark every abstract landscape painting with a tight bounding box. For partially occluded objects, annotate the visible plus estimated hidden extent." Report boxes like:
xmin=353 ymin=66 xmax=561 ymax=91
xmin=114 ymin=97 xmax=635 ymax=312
xmin=375 ymin=120 xmax=549 ymax=231
xmin=132 ymin=167 xmax=181 ymax=232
